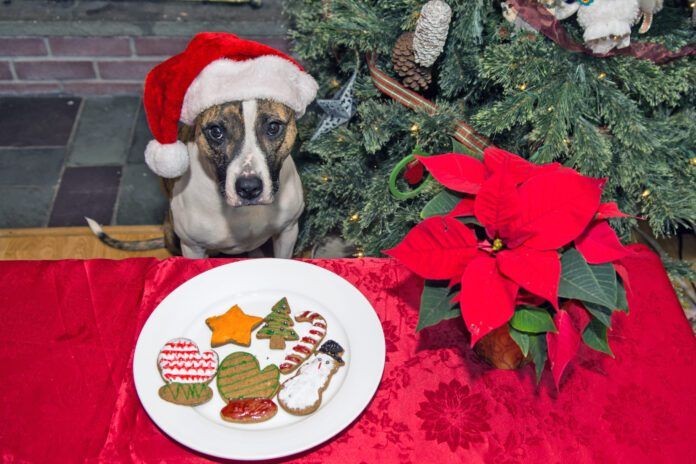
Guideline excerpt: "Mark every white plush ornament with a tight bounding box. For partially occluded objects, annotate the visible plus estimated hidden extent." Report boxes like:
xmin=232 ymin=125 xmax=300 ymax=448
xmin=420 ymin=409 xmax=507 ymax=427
xmin=413 ymin=0 xmax=452 ymax=67
xmin=577 ymin=0 xmax=640 ymax=55
xmin=547 ymin=0 xmax=580 ymax=20
xmin=637 ymin=0 xmax=663 ymax=33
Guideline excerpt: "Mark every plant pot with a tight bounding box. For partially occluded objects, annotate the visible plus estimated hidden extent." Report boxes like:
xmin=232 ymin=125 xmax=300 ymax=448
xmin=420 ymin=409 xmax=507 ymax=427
xmin=474 ymin=324 xmax=529 ymax=370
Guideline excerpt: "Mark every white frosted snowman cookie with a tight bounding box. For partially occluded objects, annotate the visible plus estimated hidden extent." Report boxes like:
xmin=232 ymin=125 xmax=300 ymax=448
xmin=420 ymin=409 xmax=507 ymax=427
xmin=277 ymin=340 xmax=345 ymax=416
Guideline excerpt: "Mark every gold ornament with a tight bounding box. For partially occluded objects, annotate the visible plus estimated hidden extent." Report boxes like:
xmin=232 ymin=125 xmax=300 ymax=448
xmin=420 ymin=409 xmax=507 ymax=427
xmin=598 ymin=72 xmax=607 ymax=79
xmin=641 ymin=189 xmax=651 ymax=198
xmin=410 ymin=123 xmax=420 ymax=134
xmin=518 ymin=82 xmax=528 ymax=91
xmin=349 ymin=213 xmax=360 ymax=222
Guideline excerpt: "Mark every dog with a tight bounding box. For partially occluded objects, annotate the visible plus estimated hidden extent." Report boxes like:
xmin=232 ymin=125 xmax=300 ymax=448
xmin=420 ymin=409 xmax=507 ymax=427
xmin=87 ymin=98 xmax=304 ymax=259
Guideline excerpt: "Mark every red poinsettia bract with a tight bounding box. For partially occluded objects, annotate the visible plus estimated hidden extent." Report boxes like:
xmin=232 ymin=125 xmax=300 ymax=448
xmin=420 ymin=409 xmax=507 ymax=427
xmin=385 ymin=148 xmax=632 ymax=348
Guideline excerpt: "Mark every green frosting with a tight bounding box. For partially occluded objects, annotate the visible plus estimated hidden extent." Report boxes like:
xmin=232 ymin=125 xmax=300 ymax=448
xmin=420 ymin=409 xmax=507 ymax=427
xmin=257 ymin=297 xmax=299 ymax=340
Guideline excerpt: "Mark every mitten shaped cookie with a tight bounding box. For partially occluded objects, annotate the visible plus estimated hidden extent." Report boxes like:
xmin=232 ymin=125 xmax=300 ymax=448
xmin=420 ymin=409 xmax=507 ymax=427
xmin=157 ymin=338 xmax=219 ymax=406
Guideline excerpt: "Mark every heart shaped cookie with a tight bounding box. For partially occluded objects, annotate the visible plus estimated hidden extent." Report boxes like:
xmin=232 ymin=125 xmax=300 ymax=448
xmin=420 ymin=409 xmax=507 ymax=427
xmin=217 ymin=352 xmax=280 ymax=401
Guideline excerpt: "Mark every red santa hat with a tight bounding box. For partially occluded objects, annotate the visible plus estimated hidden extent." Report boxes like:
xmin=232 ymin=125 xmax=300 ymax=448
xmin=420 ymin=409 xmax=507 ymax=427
xmin=143 ymin=32 xmax=318 ymax=178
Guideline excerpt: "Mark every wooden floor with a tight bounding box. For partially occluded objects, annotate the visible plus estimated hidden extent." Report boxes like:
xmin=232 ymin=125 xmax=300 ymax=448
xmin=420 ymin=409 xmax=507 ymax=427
xmin=0 ymin=225 xmax=172 ymax=260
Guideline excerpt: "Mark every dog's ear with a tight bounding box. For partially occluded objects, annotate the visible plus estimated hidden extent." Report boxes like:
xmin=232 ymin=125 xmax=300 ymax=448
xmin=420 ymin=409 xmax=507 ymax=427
xmin=178 ymin=123 xmax=195 ymax=143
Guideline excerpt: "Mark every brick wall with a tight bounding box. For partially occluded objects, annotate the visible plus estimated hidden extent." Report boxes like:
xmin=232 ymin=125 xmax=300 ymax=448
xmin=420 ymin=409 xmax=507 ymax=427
xmin=0 ymin=36 xmax=289 ymax=96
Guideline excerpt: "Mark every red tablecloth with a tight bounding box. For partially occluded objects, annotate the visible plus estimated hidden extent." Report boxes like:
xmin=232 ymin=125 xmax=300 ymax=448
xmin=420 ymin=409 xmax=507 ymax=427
xmin=1 ymin=246 xmax=695 ymax=463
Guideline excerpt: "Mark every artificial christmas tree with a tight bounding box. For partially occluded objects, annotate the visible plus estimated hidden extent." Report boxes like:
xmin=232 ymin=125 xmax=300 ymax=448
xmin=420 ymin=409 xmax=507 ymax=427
xmin=287 ymin=0 xmax=694 ymax=288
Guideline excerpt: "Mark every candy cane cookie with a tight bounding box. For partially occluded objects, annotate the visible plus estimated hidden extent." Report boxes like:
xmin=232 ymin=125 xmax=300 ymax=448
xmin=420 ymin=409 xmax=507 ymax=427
xmin=279 ymin=311 xmax=327 ymax=374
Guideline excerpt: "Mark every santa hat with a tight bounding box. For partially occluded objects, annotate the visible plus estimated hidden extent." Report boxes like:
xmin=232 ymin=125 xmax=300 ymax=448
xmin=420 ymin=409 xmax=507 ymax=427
xmin=143 ymin=32 xmax=318 ymax=178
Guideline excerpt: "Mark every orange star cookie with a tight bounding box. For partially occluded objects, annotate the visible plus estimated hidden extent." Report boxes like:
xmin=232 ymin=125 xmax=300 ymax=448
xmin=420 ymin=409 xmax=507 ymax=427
xmin=206 ymin=305 xmax=264 ymax=347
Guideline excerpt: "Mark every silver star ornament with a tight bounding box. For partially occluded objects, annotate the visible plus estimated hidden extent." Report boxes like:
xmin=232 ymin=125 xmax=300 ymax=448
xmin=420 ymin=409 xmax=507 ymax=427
xmin=310 ymin=67 xmax=358 ymax=141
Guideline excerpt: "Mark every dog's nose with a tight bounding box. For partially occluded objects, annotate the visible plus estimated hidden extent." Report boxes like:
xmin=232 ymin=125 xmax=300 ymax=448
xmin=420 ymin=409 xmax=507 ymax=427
xmin=235 ymin=175 xmax=263 ymax=200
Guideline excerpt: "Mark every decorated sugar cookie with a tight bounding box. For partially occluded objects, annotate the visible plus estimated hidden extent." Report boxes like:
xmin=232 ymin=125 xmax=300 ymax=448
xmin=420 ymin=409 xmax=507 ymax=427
xmin=206 ymin=304 xmax=264 ymax=347
xmin=217 ymin=352 xmax=280 ymax=423
xmin=279 ymin=311 xmax=327 ymax=374
xmin=157 ymin=338 xmax=218 ymax=406
xmin=277 ymin=340 xmax=345 ymax=416
xmin=256 ymin=297 xmax=299 ymax=350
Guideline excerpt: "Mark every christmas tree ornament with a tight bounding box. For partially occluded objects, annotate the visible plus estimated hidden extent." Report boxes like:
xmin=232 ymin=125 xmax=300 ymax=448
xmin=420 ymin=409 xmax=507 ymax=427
xmin=413 ymin=0 xmax=452 ymax=67
xmin=637 ymin=0 xmax=663 ymax=33
xmin=310 ymin=63 xmax=358 ymax=141
xmin=577 ymin=0 xmax=639 ymax=54
xmin=549 ymin=0 xmax=580 ymax=20
xmin=501 ymin=2 xmax=538 ymax=32
xmin=143 ymin=32 xmax=317 ymax=178
xmin=391 ymin=32 xmax=432 ymax=92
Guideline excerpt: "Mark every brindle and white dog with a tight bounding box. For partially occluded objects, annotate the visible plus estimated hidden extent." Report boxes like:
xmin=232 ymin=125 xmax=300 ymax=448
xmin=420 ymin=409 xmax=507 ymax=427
xmin=87 ymin=98 xmax=303 ymax=258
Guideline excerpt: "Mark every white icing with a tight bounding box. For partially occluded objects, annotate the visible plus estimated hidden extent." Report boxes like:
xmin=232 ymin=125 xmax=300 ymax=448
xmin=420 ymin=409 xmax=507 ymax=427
xmin=278 ymin=353 xmax=337 ymax=410
xmin=157 ymin=337 xmax=219 ymax=384
xmin=282 ymin=312 xmax=327 ymax=370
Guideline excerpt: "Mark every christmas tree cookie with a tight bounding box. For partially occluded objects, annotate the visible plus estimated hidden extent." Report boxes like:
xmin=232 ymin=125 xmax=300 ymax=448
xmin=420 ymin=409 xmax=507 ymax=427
xmin=157 ymin=338 xmax=219 ymax=406
xmin=256 ymin=297 xmax=299 ymax=349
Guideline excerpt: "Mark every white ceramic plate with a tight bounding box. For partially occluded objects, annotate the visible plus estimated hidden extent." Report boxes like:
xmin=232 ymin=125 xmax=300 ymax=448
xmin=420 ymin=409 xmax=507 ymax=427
xmin=133 ymin=258 xmax=385 ymax=461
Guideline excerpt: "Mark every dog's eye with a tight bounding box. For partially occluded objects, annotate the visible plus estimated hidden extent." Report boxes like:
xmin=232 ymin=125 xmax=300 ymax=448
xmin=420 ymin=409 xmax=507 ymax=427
xmin=206 ymin=125 xmax=225 ymax=141
xmin=266 ymin=121 xmax=284 ymax=138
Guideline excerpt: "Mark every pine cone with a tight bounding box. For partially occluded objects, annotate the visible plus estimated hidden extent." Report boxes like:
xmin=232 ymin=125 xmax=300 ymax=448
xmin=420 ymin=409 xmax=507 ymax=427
xmin=413 ymin=0 xmax=452 ymax=67
xmin=391 ymin=32 xmax=432 ymax=92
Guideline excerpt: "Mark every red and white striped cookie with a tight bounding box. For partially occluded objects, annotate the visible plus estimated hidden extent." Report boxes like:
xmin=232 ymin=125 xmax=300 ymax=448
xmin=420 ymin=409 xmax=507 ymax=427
xmin=279 ymin=311 xmax=327 ymax=374
xmin=157 ymin=338 xmax=219 ymax=384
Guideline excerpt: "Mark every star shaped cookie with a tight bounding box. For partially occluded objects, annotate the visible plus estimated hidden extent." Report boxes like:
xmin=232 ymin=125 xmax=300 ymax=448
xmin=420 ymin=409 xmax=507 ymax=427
xmin=206 ymin=305 xmax=264 ymax=347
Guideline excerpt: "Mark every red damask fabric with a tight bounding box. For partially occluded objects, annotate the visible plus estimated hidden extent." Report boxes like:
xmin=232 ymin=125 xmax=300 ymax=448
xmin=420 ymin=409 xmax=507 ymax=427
xmin=0 ymin=246 xmax=694 ymax=463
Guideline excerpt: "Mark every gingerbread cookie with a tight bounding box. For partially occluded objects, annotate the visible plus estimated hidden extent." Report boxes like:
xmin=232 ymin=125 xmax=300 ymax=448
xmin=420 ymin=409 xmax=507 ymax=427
xmin=217 ymin=352 xmax=280 ymax=423
xmin=277 ymin=340 xmax=345 ymax=416
xmin=206 ymin=305 xmax=263 ymax=347
xmin=279 ymin=311 xmax=327 ymax=374
xmin=256 ymin=297 xmax=299 ymax=350
xmin=221 ymin=398 xmax=278 ymax=424
xmin=157 ymin=338 xmax=218 ymax=406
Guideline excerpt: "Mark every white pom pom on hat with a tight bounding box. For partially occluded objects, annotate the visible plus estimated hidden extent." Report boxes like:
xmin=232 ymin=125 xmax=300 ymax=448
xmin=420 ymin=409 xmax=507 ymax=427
xmin=142 ymin=32 xmax=318 ymax=178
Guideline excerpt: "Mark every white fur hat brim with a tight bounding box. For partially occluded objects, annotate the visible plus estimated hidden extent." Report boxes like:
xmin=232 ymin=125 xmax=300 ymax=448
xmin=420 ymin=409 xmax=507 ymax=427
xmin=180 ymin=56 xmax=319 ymax=125
xmin=145 ymin=139 xmax=189 ymax=178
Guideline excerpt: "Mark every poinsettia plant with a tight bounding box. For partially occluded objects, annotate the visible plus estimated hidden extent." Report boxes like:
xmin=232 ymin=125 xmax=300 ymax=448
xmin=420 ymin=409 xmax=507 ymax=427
xmin=384 ymin=147 xmax=633 ymax=387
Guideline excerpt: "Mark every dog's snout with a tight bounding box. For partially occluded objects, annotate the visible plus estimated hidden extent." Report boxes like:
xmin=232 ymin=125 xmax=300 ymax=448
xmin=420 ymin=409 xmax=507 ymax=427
xmin=235 ymin=175 xmax=263 ymax=200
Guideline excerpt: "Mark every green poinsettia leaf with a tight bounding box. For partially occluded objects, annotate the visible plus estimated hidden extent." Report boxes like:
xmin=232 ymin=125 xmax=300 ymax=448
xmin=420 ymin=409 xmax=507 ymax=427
xmin=509 ymin=326 xmax=531 ymax=357
xmin=583 ymin=302 xmax=613 ymax=328
xmin=417 ymin=282 xmax=460 ymax=332
xmin=509 ymin=307 xmax=557 ymax=334
xmin=451 ymin=138 xmax=481 ymax=159
xmin=615 ymin=281 xmax=629 ymax=313
xmin=582 ymin=318 xmax=614 ymax=357
xmin=528 ymin=333 xmax=548 ymax=384
xmin=558 ymin=248 xmax=617 ymax=309
xmin=420 ymin=190 xmax=461 ymax=219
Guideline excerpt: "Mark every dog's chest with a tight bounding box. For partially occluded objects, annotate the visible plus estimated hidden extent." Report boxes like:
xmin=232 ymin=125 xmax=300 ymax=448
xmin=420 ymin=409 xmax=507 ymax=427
xmin=170 ymin=146 xmax=303 ymax=253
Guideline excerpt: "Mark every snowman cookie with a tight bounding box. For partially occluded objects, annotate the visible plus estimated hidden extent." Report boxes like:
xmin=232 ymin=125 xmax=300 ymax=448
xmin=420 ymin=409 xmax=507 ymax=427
xmin=277 ymin=340 xmax=345 ymax=416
